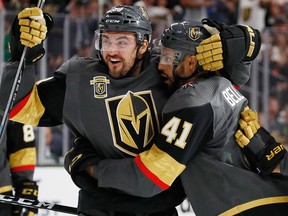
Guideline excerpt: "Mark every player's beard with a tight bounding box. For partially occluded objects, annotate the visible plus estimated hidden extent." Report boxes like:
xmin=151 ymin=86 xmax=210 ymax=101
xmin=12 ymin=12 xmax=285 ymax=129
xmin=107 ymin=61 xmax=127 ymax=78
xmin=105 ymin=59 xmax=131 ymax=79
xmin=105 ymin=51 xmax=140 ymax=78
xmin=109 ymin=57 xmax=142 ymax=79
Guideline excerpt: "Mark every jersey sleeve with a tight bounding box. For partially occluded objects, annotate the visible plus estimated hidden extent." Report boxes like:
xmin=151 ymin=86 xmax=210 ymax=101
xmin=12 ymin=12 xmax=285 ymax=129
xmin=6 ymin=122 xmax=36 ymax=182
xmin=0 ymin=61 xmax=66 ymax=126
xmin=95 ymin=104 xmax=214 ymax=197
xmin=0 ymin=62 xmax=36 ymax=114
xmin=220 ymin=61 xmax=251 ymax=87
xmin=280 ymin=153 xmax=288 ymax=175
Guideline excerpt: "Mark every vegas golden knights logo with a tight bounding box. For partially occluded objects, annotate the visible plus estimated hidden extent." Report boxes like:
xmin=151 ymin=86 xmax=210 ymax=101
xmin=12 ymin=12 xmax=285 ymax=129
xmin=90 ymin=76 xmax=110 ymax=98
xmin=106 ymin=91 xmax=160 ymax=156
xmin=139 ymin=6 xmax=149 ymax=20
xmin=189 ymin=27 xmax=201 ymax=41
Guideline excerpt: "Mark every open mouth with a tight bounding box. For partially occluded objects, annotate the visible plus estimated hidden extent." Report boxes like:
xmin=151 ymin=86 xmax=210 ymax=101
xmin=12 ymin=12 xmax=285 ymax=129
xmin=160 ymin=73 xmax=169 ymax=82
xmin=109 ymin=57 xmax=121 ymax=65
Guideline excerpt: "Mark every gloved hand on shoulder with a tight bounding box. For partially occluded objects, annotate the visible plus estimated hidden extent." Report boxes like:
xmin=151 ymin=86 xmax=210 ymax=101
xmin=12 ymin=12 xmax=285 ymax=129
xmin=9 ymin=7 xmax=53 ymax=64
xmin=196 ymin=18 xmax=261 ymax=71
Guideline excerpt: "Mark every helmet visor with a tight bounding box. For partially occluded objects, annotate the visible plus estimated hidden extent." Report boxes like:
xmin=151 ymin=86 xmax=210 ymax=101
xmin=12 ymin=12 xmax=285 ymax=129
xmin=152 ymin=39 xmax=182 ymax=65
xmin=95 ymin=30 xmax=137 ymax=52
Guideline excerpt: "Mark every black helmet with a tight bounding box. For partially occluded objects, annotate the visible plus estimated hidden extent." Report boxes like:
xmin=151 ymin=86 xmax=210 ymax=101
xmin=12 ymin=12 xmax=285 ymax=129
xmin=160 ymin=21 xmax=211 ymax=64
xmin=99 ymin=5 xmax=152 ymax=44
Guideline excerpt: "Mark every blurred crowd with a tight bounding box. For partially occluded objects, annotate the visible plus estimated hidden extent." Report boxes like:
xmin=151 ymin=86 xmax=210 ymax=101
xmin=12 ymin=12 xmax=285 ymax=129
xmin=0 ymin=0 xmax=288 ymax=163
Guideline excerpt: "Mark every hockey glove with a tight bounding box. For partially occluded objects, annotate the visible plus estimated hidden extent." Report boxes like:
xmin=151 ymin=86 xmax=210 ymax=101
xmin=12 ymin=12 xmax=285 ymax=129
xmin=9 ymin=7 xmax=53 ymax=64
xmin=13 ymin=180 xmax=38 ymax=216
xmin=196 ymin=18 xmax=261 ymax=71
xmin=64 ymin=137 xmax=100 ymax=187
xmin=238 ymin=106 xmax=261 ymax=141
xmin=235 ymin=106 xmax=287 ymax=176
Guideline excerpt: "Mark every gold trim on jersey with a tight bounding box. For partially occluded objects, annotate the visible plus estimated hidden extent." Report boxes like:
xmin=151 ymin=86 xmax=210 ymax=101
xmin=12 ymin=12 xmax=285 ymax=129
xmin=0 ymin=185 xmax=13 ymax=193
xmin=219 ymin=196 xmax=288 ymax=216
xmin=9 ymin=147 xmax=36 ymax=168
xmin=10 ymin=85 xmax=45 ymax=126
xmin=139 ymin=144 xmax=186 ymax=186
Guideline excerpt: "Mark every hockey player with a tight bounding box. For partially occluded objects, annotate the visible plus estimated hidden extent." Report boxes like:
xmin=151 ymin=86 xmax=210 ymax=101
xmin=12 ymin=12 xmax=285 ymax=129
xmin=0 ymin=5 xmax=262 ymax=215
xmin=0 ymin=122 xmax=38 ymax=216
xmin=68 ymin=21 xmax=288 ymax=215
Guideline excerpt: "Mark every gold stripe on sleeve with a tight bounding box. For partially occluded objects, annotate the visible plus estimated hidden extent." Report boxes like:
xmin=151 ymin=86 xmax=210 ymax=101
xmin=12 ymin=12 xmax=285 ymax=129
xmin=10 ymin=85 xmax=45 ymax=126
xmin=139 ymin=144 xmax=186 ymax=186
xmin=9 ymin=147 xmax=36 ymax=169
xmin=219 ymin=196 xmax=288 ymax=216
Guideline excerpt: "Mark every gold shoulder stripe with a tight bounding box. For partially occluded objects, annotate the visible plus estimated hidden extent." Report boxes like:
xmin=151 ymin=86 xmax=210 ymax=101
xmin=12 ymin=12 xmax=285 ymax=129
xmin=10 ymin=85 xmax=45 ymax=126
xmin=219 ymin=196 xmax=288 ymax=216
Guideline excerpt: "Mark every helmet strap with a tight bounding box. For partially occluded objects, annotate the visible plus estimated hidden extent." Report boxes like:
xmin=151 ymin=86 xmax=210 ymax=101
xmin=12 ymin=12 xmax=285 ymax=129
xmin=171 ymin=64 xmax=181 ymax=91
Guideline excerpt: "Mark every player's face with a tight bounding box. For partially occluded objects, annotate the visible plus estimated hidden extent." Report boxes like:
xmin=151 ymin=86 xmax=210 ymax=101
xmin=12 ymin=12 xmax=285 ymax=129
xmin=101 ymin=32 xmax=138 ymax=78
xmin=158 ymin=47 xmax=197 ymax=89
xmin=157 ymin=47 xmax=178 ymax=88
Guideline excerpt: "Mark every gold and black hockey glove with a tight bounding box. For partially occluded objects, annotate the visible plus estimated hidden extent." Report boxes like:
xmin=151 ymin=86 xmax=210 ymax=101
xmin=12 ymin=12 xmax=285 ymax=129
xmin=9 ymin=7 xmax=53 ymax=64
xmin=196 ymin=18 xmax=261 ymax=71
xmin=238 ymin=106 xmax=260 ymax=141
xmin=64 ymin=137 xmax=100 ymax=188
xmin=13 ymin=180 xmax=38 ymax=216
xmin=235 ymin=106 xmax=287 ymax=176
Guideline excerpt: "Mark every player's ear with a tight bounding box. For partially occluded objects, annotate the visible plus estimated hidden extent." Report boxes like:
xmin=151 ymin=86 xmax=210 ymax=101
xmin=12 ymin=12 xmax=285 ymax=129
xmin=139 ymin=39 xmax=149 ymax=55
xmin=188 ymin=55 xmax=197 ymax=69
